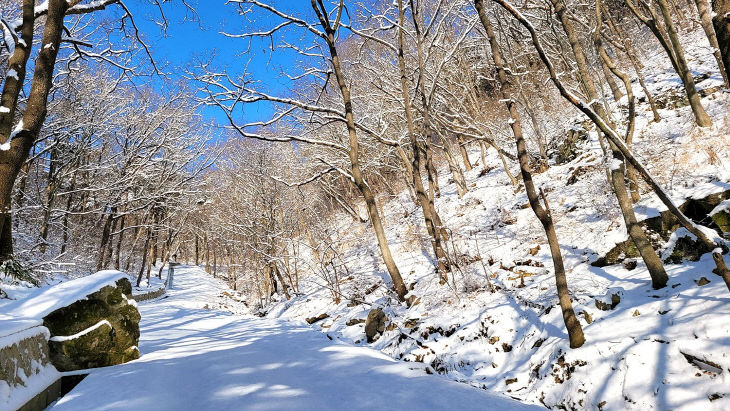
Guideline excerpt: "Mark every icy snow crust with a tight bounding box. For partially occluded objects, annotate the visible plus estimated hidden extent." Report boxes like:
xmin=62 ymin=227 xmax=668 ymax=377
xmin=51 ymin=266 xmax=536 ymax=410
xmin=258 ymin=29 xmax=730 ymax=410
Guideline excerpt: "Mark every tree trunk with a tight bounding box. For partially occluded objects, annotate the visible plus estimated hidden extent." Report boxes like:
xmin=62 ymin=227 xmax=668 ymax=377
xmin=96 ymin=208 xmax=115 ymax=271
xmin=397 ymin=0 xmax=451 ymax=283
xmin=0 ymin=0 xmax=36 ymax=263
xmin=521 ymin=94 xmax=549 ymax=161
xmin=194 ymin=235 xmax=200 ymax=266
xmin=624 ymin=0 xmax=712 ymax=126
xmin=104 ymin=211 xmax=119 ymax=269
xmin=0 ymin=0 xmax=69 ymax=263
xmin=60 ymin=187 xmax=74 ymax=255
xmin=114 ymin=213 xmax=125 ymax=270
xmin=312 ymin=1 xmax=407 ymax=300
xmin=476 ymin=0 xmax=585 ymax=348
xmin=713 ymin=0 xmax=730 ymax=84
xmin=272 ymin=262 xmax=290 ymax=300
xmin=436 ymin=131 xmax=468 ymax=197
xmin=39 ymin=148 xmax=59 ymax=253
xmin=136 ymin=227 xmax=152 ymax=287
xmin=458 ymin=136 xmax=473 ymax=171
xmin=493 ymin=0 xmax=730 ymax=291
xmin=603 ymin=8 xmax=661 ymax=122
xmin=603 ymin=138 xmax=668 ymax=288
xmin=695 ymin=0 xmax=730 ymax=87
xmin=601 ymin=58 xmax=624 ymax=101
xmin=557 ymin=0 xmax=669 ymax=289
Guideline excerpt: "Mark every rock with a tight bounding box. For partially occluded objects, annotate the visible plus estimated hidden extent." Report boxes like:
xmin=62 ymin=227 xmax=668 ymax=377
xmin=346 ymin=318 xmax=365 ymax=327
xmin=711 ymin=207 xmax=730 ymax=234
xmin=406 ymin=295 xmax=421 ymax=308
xmin=305 ymin=313 xmax=328 ymax=324
xmin=365 ymin=308 xmax=387 ymax=343
xmin=502 ymin=343 xmax=513 ymax=352
xmin=697 ymin=277 xmax=711 ymax=286
xmin=595 ymin=289 xmax=622 ymax=311
xmin=623 ymin=259 xmax=637 ymax=271
xmin=593 ymin=190 xmax=730 ymax=267
xmin=580 ymin=310 xmax=593 ymax=324
xmin=663 ymin=230 xmax=714 ymax=264
xmin=489 ymin=336 xmax=500 ymax=345
xmin=556 ymin=124 xmax=589 ymax=165
xmin=43 ymin=277 xmax=140 ymax=372
xmin=505 ymin=377 xmax=518 ymax=385
xmin=632 ymin=310 xmax=640 ymax=317
xmin=404 ymin=318 xmax=419 ymax=329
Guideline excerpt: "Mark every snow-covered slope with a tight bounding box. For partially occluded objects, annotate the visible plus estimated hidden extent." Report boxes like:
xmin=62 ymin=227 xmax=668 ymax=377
xmin=258 ymin=29 xmax=730 ymax=410
xmin=51 ymin=266 xmax=537 ymax=410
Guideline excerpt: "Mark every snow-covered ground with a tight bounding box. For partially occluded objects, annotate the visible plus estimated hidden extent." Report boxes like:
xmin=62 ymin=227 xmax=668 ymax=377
xmin=50 ymin=266 xmax=538 ymax=410
xmin=254 ymin=29 xmax=730 ymax=410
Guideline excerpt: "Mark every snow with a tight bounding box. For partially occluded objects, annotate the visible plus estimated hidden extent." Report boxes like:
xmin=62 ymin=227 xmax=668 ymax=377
xmin=243 ymin=27 xmax=730 ymax=410
xmin=49 ymin=320 xmax=111 ymax=342
xmin=0 ymin=323 xmax=49 ymax=350
xmin=1 ymin=119 xmax=25 ymax=151
xmin=51 ymin=266 xmax=537 ymax=410
xmin=0 ymin=106 xmax=10 ymax=114
xmin=0 ymin=360 xmax=59 ymax=411
xmin=2 ymin=270 xmax=127 ymax=319
xmin=0 ymin=316 xmax=41 ymax=339
xmin=6 ymin=69 xmax=18 ymax=80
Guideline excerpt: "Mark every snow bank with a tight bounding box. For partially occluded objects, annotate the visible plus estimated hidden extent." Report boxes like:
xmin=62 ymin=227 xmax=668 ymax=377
xmin=3 ymin=270 xmax=127 ymax=319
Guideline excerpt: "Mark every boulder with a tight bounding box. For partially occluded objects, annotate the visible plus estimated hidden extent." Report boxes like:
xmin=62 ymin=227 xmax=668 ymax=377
xmin=346 ymin=318 xmax=365 ymax=327
xmin=365 ymin=308 xmax=387 ymax=343
xmin=43 ymin=277 xmax=140 ymax=372
xmin=595 ymin=289 xmax=622 ymax=311
xmin=305 ymin=313 xmax=328 ymax=324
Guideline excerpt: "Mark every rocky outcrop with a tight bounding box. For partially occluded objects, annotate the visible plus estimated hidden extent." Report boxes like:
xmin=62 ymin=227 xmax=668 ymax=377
xmin=593 ymin=189 xmax=730 ymax=267
xmin=43 ymin=277 xmax=140 ymax=372
xmin=365 ymin=308 xmax=387 ymax=343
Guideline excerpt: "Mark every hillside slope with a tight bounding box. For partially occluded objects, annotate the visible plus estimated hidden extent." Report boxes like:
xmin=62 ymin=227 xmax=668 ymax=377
xmin=260 ymin=29 xmax=730 ymax=410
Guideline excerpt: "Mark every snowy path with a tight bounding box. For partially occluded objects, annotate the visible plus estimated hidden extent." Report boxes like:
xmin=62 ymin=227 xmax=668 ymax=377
xmin=51 ymin=266 xmax=539 ymax=410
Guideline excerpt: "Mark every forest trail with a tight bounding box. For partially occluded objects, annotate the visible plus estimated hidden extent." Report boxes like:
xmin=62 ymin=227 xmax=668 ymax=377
xmin=50 ymin=266 xmax=538 ymax=410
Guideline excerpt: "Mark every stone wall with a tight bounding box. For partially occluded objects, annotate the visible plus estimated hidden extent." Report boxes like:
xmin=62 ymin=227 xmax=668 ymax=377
xmin=133 ymin=286 xmax=166 ymax=302
xmin=0 ymin=324 xmax=61 ymax=411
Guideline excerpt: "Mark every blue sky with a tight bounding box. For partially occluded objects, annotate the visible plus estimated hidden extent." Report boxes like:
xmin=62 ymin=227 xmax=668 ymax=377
xmin=124 ymin=0 xmax=321 ymax=128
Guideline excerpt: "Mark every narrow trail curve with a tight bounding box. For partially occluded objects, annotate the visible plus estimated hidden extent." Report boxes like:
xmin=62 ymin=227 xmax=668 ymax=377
xmin=51 ymin=266 xmax=540 ymax=410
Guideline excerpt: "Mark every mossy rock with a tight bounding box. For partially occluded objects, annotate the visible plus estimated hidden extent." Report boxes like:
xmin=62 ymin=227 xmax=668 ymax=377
xmin=48 ymin=321 xmax=138 ymax=371
xmin=365 ymin=308 xmax=387 ymax=343
xmin=663 ymin=235 xmax=714 ymax=264
xmin=593 ymin=190 xmax=730 ymax=267
xmin=43 ymin=277 xmax=140 ymax=372
xmin=711 ymin=210 xmax=730 ymax=234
